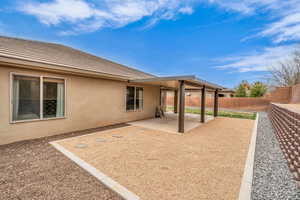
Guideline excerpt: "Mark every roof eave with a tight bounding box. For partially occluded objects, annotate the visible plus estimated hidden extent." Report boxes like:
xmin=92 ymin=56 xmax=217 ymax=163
xmin=0 ymin=55 xmax=132 ymax=82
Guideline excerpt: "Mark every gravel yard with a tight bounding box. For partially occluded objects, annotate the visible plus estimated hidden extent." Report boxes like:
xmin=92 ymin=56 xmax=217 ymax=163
xmin=0 ymin=125 xmax=125 ymax=200
xmin=252 ymin=112 xmax=300 ymax=200
xmin=55 ymin=117 xmax=254 ymax=200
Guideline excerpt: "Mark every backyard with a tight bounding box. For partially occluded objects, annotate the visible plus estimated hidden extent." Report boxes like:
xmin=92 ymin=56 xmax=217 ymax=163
xmin=52 ymin=117 xmax=254 ymax=200
xmin=0 ymin=117 xmax=254 ymax=200
xmin=2 ymin=2 xmax=300 ymax=199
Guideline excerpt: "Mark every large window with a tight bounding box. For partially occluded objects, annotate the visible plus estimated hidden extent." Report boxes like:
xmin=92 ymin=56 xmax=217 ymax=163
xmin=11 ymin=74 xmax=65 ymax=122
xmin=126 ymin=86 xmax=143 ymax=111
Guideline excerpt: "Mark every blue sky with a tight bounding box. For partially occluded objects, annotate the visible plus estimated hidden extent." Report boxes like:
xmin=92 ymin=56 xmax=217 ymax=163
xmin=1 ymin=0 xmax=300 ymax=88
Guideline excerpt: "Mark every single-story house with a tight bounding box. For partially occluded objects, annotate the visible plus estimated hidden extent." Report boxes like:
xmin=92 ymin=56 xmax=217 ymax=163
xmin=219 ymin=88 xmax=235 ymax=97
xmin=0 ymin=36 xmax=224 ymax=145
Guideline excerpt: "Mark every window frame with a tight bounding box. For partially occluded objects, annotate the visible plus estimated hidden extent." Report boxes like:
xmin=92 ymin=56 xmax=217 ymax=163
xmin=135 ymin=87 xmax=144 ymax=111
xmin=10 ymin=72 xmax=67 ymax=124
xmin=125 ymin=86 xmax=144 ymax=112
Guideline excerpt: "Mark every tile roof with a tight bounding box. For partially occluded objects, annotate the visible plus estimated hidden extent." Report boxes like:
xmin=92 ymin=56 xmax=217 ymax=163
xmin=0 ymin=36 xmax=154 ymax=79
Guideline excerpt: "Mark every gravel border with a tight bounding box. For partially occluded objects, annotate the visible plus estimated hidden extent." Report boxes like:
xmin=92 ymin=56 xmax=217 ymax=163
xmin=252 ymin=112 xmax=300 ymax=200
xmin=0 ymin=124 xmax=127 ymax=200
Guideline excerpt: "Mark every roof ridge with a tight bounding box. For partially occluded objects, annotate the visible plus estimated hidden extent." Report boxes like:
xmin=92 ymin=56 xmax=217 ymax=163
xmin=0 ymin=35 xmax=63 ymax=47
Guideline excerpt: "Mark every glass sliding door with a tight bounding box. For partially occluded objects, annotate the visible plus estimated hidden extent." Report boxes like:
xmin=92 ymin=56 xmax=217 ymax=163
xmin=12 ymin=75 xmax=40 ymax=121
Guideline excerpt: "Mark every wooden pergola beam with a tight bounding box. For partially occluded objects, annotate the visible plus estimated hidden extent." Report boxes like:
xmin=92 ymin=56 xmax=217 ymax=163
xmin=184 ymin=80 xmax=219 ymax=90
xmin=178 ymin=80 xmax=185 ymax=133
xmin=185 ymin=88 xmax=216 ymax=93
xmin=201 ymin=85 xmax=206 ymax=123
xmin=214 ymin=89 xmax=219 ymax=117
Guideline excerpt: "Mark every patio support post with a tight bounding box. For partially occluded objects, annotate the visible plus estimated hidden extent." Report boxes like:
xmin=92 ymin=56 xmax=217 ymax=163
xmin=174 ymin=90 xmax=178 ymax=113
xmin=214 ymin=89 xmax=219 ymax=117
xmin=159 ymin=88 xmax=162 ymax=106
xmin=178 ymin=80 xmax=185 ymax=133
xmin=201 ymin=85 xmax=206 ymax=123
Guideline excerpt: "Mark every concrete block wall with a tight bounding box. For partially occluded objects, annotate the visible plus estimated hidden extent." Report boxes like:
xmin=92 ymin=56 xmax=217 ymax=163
xmin=167 ymin=94 xmax=270 ymax=111
xmin=269 ymin=103 xmax=300 ymax=184
xmin=290 ymin=83 xmax=300 ymax=103
xmin=265 ymin=83 xmax=300 ymax=104
xmin=265 ymin=87 xmax=291 ymax=103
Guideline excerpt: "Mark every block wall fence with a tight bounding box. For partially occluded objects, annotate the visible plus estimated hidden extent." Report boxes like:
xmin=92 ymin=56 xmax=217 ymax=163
xmin=166 ymin=83 xmax=300 ymax=111
xmin=290 ymin=83 xmax=300 ymax=103
xmin=269 ymin=104 xmax=300 ymax=185
xmin=166 ymin=94 xmax=270 ymax=111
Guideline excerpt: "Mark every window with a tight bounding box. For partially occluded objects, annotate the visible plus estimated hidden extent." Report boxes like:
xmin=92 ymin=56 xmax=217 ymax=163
xmin=126 ymin=86 xmax=135 ymax=111
xmin=126 ymin=86 xmax=143 ymax=111
xmin=11 ymin=74 xmax=65 ymax=122
xmin=135 ymin=87 xmax=143 ymax=110
xmin=12 ymin=75 xmax=40 ymax=121
xmin=43 ymin=78 xmax=65 ymax=118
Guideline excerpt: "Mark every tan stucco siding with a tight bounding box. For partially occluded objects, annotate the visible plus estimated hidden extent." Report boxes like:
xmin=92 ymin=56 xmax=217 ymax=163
xmin=0 ymin=66 xmax=160 ymax=145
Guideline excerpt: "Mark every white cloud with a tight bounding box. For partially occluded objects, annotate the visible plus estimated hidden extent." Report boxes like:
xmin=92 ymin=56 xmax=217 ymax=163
xmin=179 ymin=6 xmax=194 ymax=15
xmin=19 ymin=0 xmax=195 ymax=34
xmin=206 ymin=0 xmax=255 ymax=14
xmin=21 ymin=0 xmax=99 ymax=25
xmin=18 ymin=0 xmax=300 ymax=41
xmin=206 ymin=0 xmax=294 ymax=14
xmin=260 ymin=11 xmax=300 ymax=43
xmin=216 ymin=45 xmax=298 ymax=72
xmin=206 ymin=0 xmax=300 ymax=43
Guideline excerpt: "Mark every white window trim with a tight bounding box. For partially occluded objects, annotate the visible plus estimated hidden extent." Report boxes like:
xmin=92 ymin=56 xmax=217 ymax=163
xmin=125 ymin=86 xmax=144 ymax=112
xmin=9 ymin=72 xmax=67 ymax=124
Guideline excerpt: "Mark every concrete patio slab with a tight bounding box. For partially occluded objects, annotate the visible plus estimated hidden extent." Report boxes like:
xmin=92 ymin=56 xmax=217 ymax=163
xmin=128 ymin=112 xmax=214 ymax=134
xmin=53 ymin=117 xmax=254 ymax=200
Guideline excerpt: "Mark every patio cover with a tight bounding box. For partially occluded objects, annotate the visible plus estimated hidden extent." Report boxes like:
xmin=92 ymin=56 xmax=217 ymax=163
xmin=129 ymin=75 xmax=224 ymax=133
xmin=129 ymin=75 xmax=224 ymax=90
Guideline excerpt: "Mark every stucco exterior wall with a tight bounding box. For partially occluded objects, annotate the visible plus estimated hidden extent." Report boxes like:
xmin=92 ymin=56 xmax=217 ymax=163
xmin=0 ymin=66 xmax=160 ymax=145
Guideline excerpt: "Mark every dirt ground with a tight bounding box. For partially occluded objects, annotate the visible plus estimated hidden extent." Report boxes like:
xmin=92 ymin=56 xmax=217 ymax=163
xmin=56 ymin=117 xmax=254 ymax=200
xmin=0 ymin=125 xmax=125 ymax=200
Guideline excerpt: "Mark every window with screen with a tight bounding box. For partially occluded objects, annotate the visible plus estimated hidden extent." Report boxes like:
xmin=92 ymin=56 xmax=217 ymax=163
xmin=126 ymin=86 xmax=144 ymax=111
xmin=43 ymin=78 xmax=65 ymax=118
xmin=12 ymin=74 xmax=65 ymax=122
